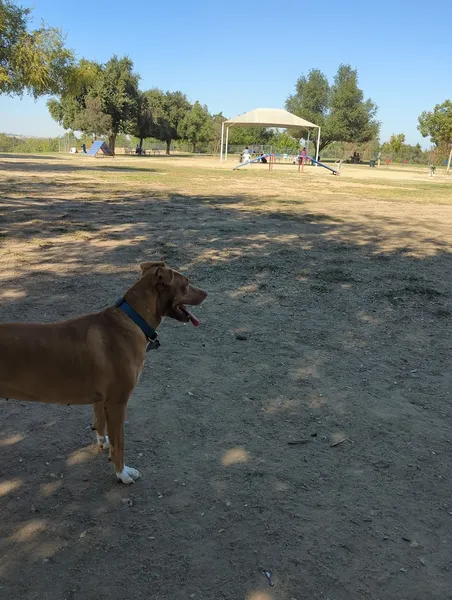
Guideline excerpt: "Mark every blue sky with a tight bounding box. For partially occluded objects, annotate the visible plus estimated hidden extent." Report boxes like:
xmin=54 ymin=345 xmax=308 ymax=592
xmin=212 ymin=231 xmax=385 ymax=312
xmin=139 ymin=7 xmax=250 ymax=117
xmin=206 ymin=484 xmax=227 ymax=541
xmin=1 ymin=0 xmax=451 ymax=146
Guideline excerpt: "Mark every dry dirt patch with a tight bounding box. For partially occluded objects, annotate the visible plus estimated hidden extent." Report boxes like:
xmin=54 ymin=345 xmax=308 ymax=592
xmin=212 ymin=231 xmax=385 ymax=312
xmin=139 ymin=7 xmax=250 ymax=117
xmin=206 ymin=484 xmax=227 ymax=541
xmin=0 ymin=154 xmax=452 ymax=600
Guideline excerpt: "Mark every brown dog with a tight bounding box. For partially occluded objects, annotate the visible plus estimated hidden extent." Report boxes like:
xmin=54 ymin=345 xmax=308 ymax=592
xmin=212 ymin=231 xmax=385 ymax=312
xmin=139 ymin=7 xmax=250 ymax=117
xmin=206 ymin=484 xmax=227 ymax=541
xmin=0 ymin=262 xmax=207 ymax=483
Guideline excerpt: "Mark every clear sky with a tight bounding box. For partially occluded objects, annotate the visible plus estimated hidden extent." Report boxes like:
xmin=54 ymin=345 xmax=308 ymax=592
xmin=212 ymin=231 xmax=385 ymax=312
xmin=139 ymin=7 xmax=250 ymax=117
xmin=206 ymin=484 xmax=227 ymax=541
xmin=1 ymin=0 xmax=451 ymax=146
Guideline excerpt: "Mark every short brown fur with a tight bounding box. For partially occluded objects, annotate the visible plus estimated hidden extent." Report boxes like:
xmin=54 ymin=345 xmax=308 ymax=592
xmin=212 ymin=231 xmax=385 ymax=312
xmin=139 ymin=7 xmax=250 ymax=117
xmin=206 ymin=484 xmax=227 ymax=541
xmin=0 ymin=262 xmax=207 ymax=483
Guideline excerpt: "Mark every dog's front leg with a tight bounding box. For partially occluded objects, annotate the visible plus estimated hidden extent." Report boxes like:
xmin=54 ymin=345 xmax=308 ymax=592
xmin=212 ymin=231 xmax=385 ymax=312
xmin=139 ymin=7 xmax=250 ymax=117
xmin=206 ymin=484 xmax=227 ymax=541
xmin=105 ymin=400 xmax=140 ymax=484
xmin=92 ymin=402 xmax=109 ymax=450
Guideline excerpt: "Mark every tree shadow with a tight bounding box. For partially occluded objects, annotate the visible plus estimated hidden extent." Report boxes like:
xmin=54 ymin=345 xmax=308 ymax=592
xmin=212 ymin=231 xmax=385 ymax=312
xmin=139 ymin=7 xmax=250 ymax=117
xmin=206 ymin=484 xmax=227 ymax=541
xmin=0 ymin=156 xmax=157 ymax=175
xmin=0 ymin=187 xmax=452 ymax=599
xmin=0 ymin=154 xmax=60 ymax=161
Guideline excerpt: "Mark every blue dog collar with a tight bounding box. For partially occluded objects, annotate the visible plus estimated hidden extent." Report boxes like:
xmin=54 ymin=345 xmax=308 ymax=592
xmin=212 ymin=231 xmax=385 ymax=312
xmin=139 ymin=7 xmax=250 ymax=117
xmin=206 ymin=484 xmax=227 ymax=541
xmin=115 ymin=297 xmax=160 ymax=351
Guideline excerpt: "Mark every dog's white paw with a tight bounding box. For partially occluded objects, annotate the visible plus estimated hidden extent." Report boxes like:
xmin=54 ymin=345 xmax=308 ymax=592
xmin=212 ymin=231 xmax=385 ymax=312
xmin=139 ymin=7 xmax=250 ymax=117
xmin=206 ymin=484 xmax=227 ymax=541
xmin=96 ymin=434 xmax=110 ymax=450
xmin=116 ymin=466 xmax=141 ymax=484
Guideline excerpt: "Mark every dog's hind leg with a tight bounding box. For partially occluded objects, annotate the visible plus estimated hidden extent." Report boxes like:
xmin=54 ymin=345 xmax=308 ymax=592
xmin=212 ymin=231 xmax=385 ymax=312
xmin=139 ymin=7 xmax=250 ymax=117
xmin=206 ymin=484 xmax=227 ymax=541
xmin=92 ymin=402 xmax=109 ymax=450
xmin=105 ymin=398 xmax=140 ymax=484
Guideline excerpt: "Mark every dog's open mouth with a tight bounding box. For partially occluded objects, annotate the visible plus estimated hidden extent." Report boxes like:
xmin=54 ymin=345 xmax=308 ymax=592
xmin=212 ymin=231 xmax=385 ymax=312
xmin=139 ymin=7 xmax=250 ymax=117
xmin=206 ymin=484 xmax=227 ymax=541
xmin=174 ymin=304 xmax=200 ymax=327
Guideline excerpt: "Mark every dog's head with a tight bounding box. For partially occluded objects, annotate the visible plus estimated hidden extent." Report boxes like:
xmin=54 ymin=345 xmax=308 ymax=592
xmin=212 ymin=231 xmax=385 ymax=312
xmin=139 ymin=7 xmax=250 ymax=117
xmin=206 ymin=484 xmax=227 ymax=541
xmin=139 ymin=261 xmax=207 ymax=326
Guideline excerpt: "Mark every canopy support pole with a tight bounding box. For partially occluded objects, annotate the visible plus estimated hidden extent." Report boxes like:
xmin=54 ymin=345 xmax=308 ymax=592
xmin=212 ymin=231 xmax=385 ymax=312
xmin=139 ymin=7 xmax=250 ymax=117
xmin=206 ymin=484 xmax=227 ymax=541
xmin=220 ymin=122 xmax=225 ymax=162
xmin=315 ymin=127 xmax=321 ymax=164
xmin=225 ymin=126 xmax=230 ymax=162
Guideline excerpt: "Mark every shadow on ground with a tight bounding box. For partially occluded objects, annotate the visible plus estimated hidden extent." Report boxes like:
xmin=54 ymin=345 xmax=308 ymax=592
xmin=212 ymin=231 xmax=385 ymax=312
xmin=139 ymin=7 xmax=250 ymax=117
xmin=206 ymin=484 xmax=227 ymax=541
xmin=1 ymin=186 xmax=452 ymax=600
xmin=0 ymin=155 xmax=157 ymax=175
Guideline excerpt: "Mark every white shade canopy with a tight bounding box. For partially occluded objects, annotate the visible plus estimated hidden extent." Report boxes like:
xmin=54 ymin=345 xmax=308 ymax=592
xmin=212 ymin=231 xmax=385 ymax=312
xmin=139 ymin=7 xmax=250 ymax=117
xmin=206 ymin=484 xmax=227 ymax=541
xmin=224 ymin=107 xmax=319 ymax=130
xmin=220 ymin=107 xmax=320 ymax=163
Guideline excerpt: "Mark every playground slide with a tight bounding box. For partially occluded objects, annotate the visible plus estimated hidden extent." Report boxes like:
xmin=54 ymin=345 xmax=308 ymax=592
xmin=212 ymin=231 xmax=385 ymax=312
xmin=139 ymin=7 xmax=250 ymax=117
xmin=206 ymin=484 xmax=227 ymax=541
xmin=309 ymin=157 xmax=339 ymax=175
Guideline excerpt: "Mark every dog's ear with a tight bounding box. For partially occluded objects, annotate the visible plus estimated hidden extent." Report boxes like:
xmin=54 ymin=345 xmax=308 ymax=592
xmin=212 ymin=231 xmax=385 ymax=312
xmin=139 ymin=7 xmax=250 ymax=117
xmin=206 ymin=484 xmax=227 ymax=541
xmin=155 ymin=265 xmax=174 ymax=287
xmin=140 ymin=261 xmax=165 ymax=275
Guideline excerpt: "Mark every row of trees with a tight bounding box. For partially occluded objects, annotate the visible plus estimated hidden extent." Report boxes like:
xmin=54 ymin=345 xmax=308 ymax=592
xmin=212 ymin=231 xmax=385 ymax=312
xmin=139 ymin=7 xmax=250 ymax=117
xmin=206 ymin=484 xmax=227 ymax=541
xmin=0 ymin=132 xmax=59 ymax=153
xmin=47 ymin=57 xmax=219 ymax=155
xmin=46 ymin=61 xmax=383 ymax=156
xmin=1 ymin=0 xmax=451 ymax=167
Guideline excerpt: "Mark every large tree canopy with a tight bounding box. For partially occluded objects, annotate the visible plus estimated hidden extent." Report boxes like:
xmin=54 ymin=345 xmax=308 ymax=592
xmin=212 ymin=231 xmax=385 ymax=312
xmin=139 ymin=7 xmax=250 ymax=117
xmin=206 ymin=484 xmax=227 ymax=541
xmin=133 ymin=92 xmax=154 ymax=149
xmin=286 ymin=64 xmax=379 ymax=152
xmin=0 ymin=0 xmax=73 ymax=97
xmin=144 ymin=89 xmax=191 ymax=154
xmin=178 ymin=101 xmax=213 ymax=153
xmin=418 ymin=100 xmax=452 ymax=173
xmin=48 ymin=55 xmax=139 ymax=153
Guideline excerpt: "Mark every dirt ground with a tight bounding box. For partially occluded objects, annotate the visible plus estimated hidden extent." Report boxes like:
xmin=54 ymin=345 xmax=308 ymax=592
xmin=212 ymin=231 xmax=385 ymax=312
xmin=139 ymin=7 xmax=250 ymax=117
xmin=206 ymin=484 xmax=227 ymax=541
xmin=0 ymin=153 xmax=452 ymax=600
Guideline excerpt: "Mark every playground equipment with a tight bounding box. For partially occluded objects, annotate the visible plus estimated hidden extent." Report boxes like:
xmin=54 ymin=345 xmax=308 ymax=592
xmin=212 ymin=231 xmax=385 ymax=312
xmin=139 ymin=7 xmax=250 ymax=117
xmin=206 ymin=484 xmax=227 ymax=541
xmin=233 ymin=154 xmax=339 ymax=175
xmin=85 ymin=140 xmax=114 ymax=157
xmin=310 ymin=157 xmax=339 ymax=175
xmin=220 ymin=108 xmax=321 ymax=163
xmin=233 ymin=153 xmax=268 ymax=170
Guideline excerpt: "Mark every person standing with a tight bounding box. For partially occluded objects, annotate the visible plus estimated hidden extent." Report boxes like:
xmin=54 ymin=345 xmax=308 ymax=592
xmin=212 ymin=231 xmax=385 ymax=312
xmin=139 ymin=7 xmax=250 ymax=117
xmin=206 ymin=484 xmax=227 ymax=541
xmin=242 ymin=146 xmax=251 ymax=162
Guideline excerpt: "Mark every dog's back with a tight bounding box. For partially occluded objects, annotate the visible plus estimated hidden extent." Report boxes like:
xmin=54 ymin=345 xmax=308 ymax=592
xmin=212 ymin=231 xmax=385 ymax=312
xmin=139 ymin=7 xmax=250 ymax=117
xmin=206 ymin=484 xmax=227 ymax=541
xmin=0 ymin=314 xmax=112 ymax=404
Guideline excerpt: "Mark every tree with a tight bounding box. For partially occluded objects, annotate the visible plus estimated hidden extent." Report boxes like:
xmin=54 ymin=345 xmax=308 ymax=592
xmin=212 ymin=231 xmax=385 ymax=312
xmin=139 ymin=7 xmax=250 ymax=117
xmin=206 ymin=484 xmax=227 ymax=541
xmin=286 ymin=64 xmax=379 ymax=153
xmin=178 ymin=101 xmax=213 ymax=152
xmin=145 ymin=89 xmax=191 ymax=154
xmin=286 ymin=68 xmax=329 ymax=145
xmin=99 ymin=56 xmax=139 ymax=153
xmin=211 ymin=112 xmax=226 ymax=154
xmin=0 ymin=0 xmax=73 ymax=97
xmin=133 ymin=92 xmax=154 ymax=148
xmin=228 ymin=126 xmax=275 ymax=147
xmin=418 ymin=100 xmax=452 ymax=173
xmin=271 ymin=131 xmax=299 ymax=153
xmin=48 ymin=55 xmax=139 ymax=154
xmin=388 ymin=133 xmax=406 ymax=159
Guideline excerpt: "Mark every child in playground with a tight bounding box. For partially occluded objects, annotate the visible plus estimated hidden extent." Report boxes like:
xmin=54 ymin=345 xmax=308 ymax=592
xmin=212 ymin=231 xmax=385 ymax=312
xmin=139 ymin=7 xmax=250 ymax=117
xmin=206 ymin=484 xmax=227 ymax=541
xmin=297 ymin=147 xmax=307 ymax=165
xmin=241 ymin=146 xmax=251 ymax=162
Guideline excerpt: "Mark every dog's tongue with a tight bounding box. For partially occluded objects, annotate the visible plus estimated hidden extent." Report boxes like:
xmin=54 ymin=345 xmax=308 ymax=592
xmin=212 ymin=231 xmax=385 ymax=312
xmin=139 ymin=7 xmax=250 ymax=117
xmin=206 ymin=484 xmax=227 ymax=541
xmin=182 ymin=305 xmax=200 ymax=327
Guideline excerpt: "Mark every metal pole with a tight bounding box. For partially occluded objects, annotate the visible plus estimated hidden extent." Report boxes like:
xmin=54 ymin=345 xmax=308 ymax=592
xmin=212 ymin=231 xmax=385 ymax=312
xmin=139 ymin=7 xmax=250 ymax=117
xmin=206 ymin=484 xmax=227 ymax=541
xmin=315 ymin=127 xmax=321 ymax=164
xmin=225 ymin=127 xmax=229 ymax=162
xmin=220 ymin=122 xmax=224 ymax=162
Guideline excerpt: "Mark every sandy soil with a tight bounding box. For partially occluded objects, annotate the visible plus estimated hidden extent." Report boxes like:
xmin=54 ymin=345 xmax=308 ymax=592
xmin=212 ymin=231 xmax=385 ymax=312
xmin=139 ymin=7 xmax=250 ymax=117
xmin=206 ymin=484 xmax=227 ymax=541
xmin=0 ymin=154 xmax=452 ymax=600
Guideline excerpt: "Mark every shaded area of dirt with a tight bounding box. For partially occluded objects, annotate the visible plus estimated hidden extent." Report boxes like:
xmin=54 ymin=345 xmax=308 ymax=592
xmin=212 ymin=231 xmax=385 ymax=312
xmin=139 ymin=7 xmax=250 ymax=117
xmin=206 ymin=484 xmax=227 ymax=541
xmin=1 ymin=160 xmax=452 ymax=600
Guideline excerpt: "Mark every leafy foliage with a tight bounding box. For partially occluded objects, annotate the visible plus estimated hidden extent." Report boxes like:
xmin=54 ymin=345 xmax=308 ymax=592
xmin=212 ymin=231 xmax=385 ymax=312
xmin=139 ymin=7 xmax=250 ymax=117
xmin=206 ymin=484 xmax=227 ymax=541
xmin=48 ymin=56 xmax=139 ymax=153
xmin=144 ymin=89 xmax=191 ymax=154
xmin=286 ymin=68 xmax=329 ymax=139
xmin=133 ymin=92 xmax=154 ymax=147
xmin=0 ymin=0 xmax=73 ymax=97
xmin=0 ymin=132 xmax=59 ymax=152
xmin=178 ymin=101 xmax=213 ymax=152
xmin=418 ymin=100 xmax=452 ymax=172
xmin=388 ymin=133 xmax=406 ymax=157
xmin=286 ymin=64 xmax=379 ymax=152
xmin=228 ymin=126 xmax=275 ymax=146
xmin=418 ymin=100 xmax=452 ymax=146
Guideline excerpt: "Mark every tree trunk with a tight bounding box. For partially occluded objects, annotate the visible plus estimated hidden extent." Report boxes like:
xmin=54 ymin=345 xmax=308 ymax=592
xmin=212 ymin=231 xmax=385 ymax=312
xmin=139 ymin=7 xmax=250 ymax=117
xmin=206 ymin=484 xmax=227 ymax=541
xmin=166 ymin=139 xmax=171 ymax=155
xmin=108 ymin=134 xmax=116 ymax=155
xmin=193 ymin=143 xmax=197 ymax=153
xmin=139 ymin=137 xmax=143 ymax=149
xmin=447 ymin=145 xmax=452 ymax=175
